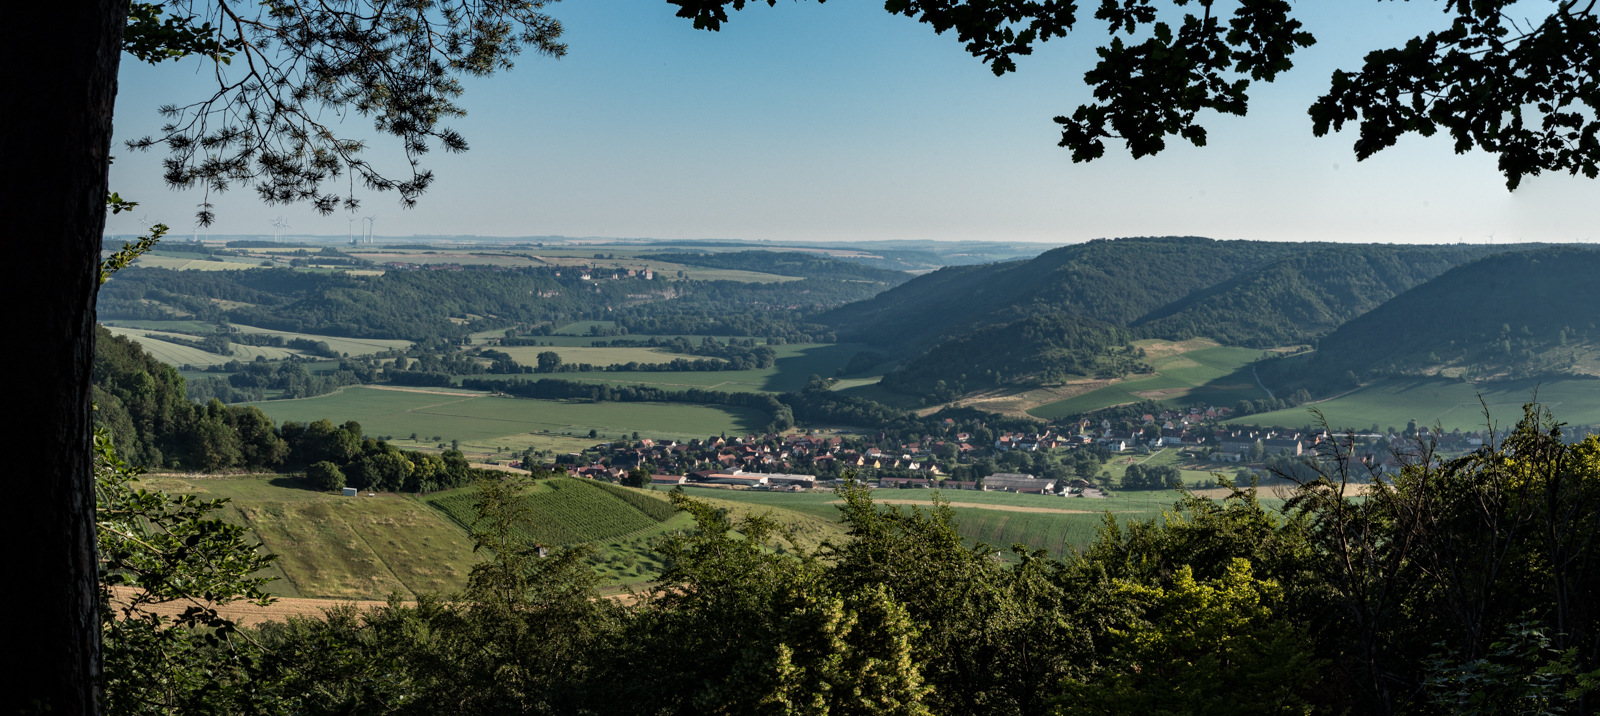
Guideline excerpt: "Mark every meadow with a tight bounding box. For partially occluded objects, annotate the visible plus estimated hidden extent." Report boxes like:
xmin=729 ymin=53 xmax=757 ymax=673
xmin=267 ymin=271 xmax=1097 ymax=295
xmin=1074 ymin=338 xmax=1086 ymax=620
xmin=1246 ymin=377 xmax=1600 ymax=431
xmin=247 ymin=386 xmax=770 ymax=442
xmin=426 ymin=478 xmax=666 ymax=547
xmin=1029 ymin=344 xmax=1271 ymax=419
xmin=495 ymin=345 xmax=694 ymax=367
xmin=694 ymin=485 xmax=1233 ymax=560
xmin=102 ymin=325 xmax=302 ymax=366
xmin=466 ymin=342 xmax=863 ymax=395
xmin=134 ymin=475 xmax=480 ymax=600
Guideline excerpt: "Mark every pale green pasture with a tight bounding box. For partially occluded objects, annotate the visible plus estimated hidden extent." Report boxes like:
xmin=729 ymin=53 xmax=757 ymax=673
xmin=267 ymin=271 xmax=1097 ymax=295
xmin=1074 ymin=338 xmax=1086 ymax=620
xmin=231 ymin=324 xmax=412 ymax=356
xmin=102 ymin=325 xmax=302 ymax=366
xmin=511 ymin=343 xmax=861 ymax=394
xmin=247 ymin=386 xmax=769 ymax=441
xmin=1246 ymin=377 xmax=1600 ymax=431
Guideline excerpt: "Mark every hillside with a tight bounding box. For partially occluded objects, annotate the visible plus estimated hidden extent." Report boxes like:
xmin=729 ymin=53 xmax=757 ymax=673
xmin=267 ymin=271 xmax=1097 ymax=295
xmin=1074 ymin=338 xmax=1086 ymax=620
xmin=635 ymin=250 xmax=914 ymax=284
xmin=878 ymin=312 xmax=1142 ymax=398
xmin=820 ymin=236 xmax=1315 ymax=351
xmin=1132 ymin=244 xmax=1503 ymax=347
xmin=1260 ymin=247 xmax=1600 ymax=394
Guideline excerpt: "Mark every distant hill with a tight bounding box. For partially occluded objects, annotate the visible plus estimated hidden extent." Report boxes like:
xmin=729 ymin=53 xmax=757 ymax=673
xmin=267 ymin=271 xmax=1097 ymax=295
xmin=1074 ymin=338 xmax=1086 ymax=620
xmin=634 ymin=251 xmax=913 ymax=284
xmin=877 ymin=312 xmax=1141 ymax=398
xmin=1131 ymin=244 xmax=1503 ymax=347
xmin=821 ymin=236 xmax=1316 ymax=351
xmin=1260 ymin=247 xmax=1600 ymax=395
xmin=823 ymin=237 xmax=1534 ymax=398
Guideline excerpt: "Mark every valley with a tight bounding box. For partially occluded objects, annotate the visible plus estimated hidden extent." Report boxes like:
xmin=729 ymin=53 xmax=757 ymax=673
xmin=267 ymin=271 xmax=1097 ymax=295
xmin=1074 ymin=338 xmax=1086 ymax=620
xmin=92 ymin=235 xmax=1600 ymax=607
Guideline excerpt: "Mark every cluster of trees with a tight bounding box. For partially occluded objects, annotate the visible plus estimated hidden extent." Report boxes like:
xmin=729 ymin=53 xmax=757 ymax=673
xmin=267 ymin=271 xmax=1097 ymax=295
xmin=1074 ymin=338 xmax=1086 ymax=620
xmin=1121 ymin=463 xmax=1182 ymax=490
xmin=1232 ymin=390 xmax=1314 ymax=417
xmin=103 ymin=406 xmax=1600 ymax=716
xmin=144 ymin=330 xmax=234 ymax=355
xmin=300 ymin=424 xmax=481 ymax=493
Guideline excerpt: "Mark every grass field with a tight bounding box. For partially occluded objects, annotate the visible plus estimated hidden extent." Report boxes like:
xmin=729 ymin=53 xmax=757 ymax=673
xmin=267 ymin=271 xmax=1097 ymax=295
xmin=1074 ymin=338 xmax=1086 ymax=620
xmin=1029 ymin=344 xmax=1270 ymax=419
xmin=247 ymin=386 xmax=769 ymax=441
xmin=1246 ymin=377 xmax=1600 ymax=431
xmin=697 ymin=486 xmax=1202 ymax=558
xmin=465 ymin=343 xmax=862 ymax=395
xmin=134 ymin=475 xmax=480 ymax=600
xmin=229 ymin=324 xmax=412 ymax=356
xmin=495 ymin=345 xmax=698 ymax=367
xmin=102 ymin=325 xmax=303 ymax=366
xmin=427 ymin=478 xmax=666 ymax=545
xmin=134 ymin=255 xmax=266 ymax=271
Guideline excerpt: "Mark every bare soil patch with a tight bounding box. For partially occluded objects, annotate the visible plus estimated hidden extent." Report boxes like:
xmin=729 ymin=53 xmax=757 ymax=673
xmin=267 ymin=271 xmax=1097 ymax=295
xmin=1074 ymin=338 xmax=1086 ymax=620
xmin=952 ymin=380 xmax=1113 ymax=419
xmin=1137 ymin=338 xmax=1220 ymax=360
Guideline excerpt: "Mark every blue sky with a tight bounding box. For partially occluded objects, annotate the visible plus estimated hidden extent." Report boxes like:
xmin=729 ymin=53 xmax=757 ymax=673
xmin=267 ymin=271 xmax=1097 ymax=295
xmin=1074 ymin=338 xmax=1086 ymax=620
xmin=108 ymin=0 xmax=1596 ymax=244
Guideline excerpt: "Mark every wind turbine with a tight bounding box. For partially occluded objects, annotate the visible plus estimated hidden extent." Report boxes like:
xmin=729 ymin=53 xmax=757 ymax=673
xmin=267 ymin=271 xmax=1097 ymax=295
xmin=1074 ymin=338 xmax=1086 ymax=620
xmin=364 ymin=215 xmax=377 ymax=244
xmin=348 ymin=217 xmax=356 ymax=245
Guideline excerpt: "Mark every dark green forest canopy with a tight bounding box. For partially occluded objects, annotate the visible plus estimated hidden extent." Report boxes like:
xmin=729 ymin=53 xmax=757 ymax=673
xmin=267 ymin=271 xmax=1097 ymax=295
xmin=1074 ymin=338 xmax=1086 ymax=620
xmin=100 ymin=265 xmax=890 ymax=342
xmin=1261 ymin=246 xmax=1600 ymax=393
xmin=821 ymin=237 xmax=1539 ymax=395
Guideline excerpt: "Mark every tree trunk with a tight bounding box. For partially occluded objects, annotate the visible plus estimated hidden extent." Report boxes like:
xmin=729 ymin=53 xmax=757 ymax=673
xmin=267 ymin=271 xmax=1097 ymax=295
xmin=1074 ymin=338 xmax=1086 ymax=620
xmin=0 ymin=0 xmax=125 ymax=712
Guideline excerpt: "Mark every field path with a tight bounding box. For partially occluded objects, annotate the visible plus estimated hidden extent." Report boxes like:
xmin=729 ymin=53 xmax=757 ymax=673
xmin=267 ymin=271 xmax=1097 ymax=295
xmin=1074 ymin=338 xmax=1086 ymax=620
xmin=367 ymin=385 xmax=486 ymax=397
xmin=832 ymin=499 xmax=1107 ymax=515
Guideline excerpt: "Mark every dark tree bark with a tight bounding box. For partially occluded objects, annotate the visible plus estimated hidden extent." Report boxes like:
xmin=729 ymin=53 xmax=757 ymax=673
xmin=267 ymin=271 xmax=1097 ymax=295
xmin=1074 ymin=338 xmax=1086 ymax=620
xmin=0 ymin=0 xmax=126 ymax=712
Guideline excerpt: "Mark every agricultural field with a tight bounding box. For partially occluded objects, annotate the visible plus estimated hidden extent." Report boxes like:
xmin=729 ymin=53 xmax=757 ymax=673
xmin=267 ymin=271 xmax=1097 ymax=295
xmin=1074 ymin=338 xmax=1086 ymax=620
xmin=1246 ymin=377 xmax=1600 ymax=431
xmin=494 ymin=345 xmax=696 ymax=367
xmin=132 ymin=475 xmax=480 ymax=600
xmin=229 ymin=324 xmax=413 ymax=356
xmin=133 ymin=254 xmax=267 ymax=271
xmin=426 ymin=478 xmax=665 ymax=547
xmin=102 ymin=325 xmax=301 ymax=366
xmin=1028 ymin=343 xmax=1271 ymax=419
xmin=498 ymin=343 xmax=865 ymax=394
xmin=247 ymin=386 xmax=770 ymax=442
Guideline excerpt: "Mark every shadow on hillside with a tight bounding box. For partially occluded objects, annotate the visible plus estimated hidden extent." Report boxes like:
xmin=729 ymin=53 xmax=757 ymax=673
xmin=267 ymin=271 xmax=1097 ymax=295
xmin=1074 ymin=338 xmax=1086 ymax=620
xmin=268 ymin=474 xmax=320 ymax=492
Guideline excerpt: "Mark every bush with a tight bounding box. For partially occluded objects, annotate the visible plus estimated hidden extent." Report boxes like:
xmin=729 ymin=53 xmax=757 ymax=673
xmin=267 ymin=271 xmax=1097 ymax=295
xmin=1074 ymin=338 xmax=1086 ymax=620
xmin=308 ymin=461 xmax=345 ymax=492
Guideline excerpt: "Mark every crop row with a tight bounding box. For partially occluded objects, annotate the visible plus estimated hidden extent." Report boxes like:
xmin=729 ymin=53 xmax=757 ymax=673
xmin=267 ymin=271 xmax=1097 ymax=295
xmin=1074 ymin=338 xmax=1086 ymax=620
xmin=428 ymin=478 xmax=665 ymax=546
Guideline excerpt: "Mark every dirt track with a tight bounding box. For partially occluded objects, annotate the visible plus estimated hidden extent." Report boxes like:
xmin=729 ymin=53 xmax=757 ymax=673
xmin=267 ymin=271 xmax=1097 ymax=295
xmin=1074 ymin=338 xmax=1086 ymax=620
xmin=109 ymin=586 xmax=398 ymax=627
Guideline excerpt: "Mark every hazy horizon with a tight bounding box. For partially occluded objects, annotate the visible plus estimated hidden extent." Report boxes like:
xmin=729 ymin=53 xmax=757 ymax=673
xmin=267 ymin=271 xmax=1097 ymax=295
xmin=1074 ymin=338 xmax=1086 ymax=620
xmin=107 ymin=0 xmax=1597 ymax=245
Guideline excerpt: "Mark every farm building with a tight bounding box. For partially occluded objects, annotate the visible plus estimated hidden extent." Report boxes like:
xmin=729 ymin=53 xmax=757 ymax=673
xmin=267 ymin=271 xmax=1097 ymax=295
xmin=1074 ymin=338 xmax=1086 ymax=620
xmin=651 ymin=474 xmax=686 ymax=486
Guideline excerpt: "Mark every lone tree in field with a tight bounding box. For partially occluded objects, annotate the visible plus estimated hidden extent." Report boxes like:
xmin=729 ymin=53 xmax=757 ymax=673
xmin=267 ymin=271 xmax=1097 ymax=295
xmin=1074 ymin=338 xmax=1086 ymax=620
xmin=7 ymin=0 xmax=1599 ymax=711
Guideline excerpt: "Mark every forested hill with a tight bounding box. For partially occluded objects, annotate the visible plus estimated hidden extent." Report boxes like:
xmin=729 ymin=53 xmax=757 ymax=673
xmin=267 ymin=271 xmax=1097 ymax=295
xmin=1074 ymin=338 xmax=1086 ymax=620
xmin=635 ymin=251 xmax=913 ymax=284
xmin=1260 ymin=247 xmax=1600 ymax=393
xmin=99 ymin=265 xmax=892 ymax=343
xmin=820 ymin=236 xmax=1317 ymax=351
xmin=1131 ymin=244 xmax=1508 ymax=347
xmin=877 ymin=312 xmax=1142 ymax=398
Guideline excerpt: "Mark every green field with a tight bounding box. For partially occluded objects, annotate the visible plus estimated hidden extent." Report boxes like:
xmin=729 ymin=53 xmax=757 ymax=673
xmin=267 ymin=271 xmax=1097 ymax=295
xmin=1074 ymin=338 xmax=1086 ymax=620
xmin=698 ymin=486 xmax=1226 ymax=559
xmin=103 ymin=325 xmax=302 ymax=366
xmin=1246 ymin=377 xmax=1600 ymax=431
xmin=467 ymin=343 xmax=863 ymax=395
xmin=426 ymin=478 xmax=667 ymax=546
xmin=496 ymin=345 xmax=695 ymax=367
xmin=229 ymin=324 xmax=413 ymax=356
xmin=135 ymin=475 xmax=481 ymax=600
xmin=1029 ymin=345 xmax=1270 ymax=419
xmin=247 ymin=386 xmax=769 ymax=441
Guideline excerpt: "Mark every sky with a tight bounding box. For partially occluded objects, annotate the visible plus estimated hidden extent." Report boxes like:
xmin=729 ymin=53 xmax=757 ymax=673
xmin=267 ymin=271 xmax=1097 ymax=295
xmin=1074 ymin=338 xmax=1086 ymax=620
xmin=107 ymin=0 xmax=1597 ymax=245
